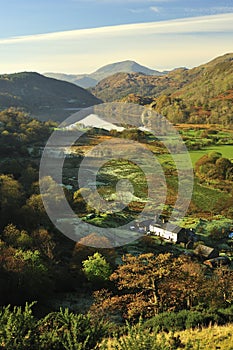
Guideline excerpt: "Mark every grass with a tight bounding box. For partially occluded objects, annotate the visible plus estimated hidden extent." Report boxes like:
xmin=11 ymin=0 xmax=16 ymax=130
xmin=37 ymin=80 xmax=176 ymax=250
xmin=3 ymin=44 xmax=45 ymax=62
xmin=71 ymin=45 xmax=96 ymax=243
xmin=66 ymin=130 xmax=232 ymax=219
xmin=101 ymin=323 xmax=233 ymax=349
xmin=175 ymin=323 xmax=233 ymax=350
xmin=192 ymin=179 xmax=230 ymax=212
xmin=189 ymin=145 xmax=233 ymax=165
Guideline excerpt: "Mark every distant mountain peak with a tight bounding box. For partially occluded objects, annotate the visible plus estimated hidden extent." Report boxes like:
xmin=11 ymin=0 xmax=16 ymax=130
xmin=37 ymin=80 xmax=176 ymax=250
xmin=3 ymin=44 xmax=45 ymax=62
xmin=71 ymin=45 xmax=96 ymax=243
xmin=90 ymin=52 xmax=233 ymax=106
xmin=93 ymin=60 xmax=160 ymax=75
xmin=45 ymin=60 xmax=164 ymax=88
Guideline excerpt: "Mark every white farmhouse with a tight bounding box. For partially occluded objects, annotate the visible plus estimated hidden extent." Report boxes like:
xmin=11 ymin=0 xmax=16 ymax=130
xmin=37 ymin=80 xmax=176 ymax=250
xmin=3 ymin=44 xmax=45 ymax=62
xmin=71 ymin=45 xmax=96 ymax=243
xmin=149 ymin=222 xmax=194 ymax=244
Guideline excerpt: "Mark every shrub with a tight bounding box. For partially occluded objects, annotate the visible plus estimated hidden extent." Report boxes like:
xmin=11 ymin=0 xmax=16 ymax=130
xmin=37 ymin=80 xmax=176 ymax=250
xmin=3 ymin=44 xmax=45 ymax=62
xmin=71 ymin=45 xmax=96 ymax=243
xmin=82 ymin=252 xmax=112 ymax=284
xmin=0 ymin=302 xmax=37 ymax=350
xmin=37 ymin=308 xmax=109 ymax=350
xmin=143 ymin=309 xmax=223 ymax=333
xmin=217 ymin=305 xmax=233 ymax=323
xmin=0 ymin=303 xmax=109 ymax=350
xmin=99 ymin=319 xmax=177 ymax=350
xmin=143 ymin=311 xmax=188 ymax=332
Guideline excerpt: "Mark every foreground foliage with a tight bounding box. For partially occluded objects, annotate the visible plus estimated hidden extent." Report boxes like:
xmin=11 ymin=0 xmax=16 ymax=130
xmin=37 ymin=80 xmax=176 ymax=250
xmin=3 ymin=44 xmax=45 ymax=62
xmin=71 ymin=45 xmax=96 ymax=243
xmin=99 ymin=320 xmax=181 ymax=350
xmin=100 ymin=322 xmax=233 ymax=350
xmin=0 ymin=303 xmax=109 ymax=350
xmin=1 ymin=303 xmax=233 ymax=350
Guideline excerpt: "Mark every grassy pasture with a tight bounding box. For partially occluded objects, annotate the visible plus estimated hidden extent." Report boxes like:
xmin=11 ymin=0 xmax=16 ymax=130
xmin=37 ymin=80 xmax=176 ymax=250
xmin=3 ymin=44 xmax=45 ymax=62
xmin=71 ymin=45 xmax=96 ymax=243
xmin=192 ymin=179 xmax=230 ymax=212
xmin=189 ymin=145 xmax=233 ymax=165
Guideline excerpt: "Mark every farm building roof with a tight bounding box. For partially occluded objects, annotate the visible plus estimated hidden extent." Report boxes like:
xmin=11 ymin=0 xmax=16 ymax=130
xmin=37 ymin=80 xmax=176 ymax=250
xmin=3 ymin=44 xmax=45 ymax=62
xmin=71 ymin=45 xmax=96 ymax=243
xmin=194 ymin=244 xmax=219 ymax=259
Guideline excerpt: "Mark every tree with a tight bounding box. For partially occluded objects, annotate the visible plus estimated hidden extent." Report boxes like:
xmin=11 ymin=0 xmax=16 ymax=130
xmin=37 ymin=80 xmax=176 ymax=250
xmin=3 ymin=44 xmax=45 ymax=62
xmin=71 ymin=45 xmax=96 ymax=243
xmin=20 ymin=165 xmax=38 ymax=191
xmin=109 ymin=253 xmax=182 ymax=317
xmin=206 ymin=267 xmax=233 ymax=308
xmin=32 ymin=228 xmax=55 ymax=260
xmin=82 ymin=252 xmax=112 ymax=284
xmin=0 ymin=174 xmax=23 ymax=228
xmin=215 ymin=157 xmax=232 ymax=179
xmin=92 ymin=253 xmax=215 ymax=321
xmin=161 ymin=256 xmax=207 ymax=310
xmin=2 ymin=224 xmax=33 ymax=249
xmin=195 ymin=152 xmax=233 ymax=181
xmin=78 ymin=233 xmax=113 ymax=249
xmin=21 ymin=194 xmax=48 ymax=229
xmin=73 ymin=188 xmax=90 ymax=213
xmin=0 ymin=245 xmax=51 ymax=304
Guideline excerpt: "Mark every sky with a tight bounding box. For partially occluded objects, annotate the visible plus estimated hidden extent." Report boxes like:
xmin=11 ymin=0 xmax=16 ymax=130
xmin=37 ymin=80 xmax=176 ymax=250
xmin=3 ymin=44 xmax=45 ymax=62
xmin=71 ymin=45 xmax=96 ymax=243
xmin=0 ymin=0 xmax=233 ymax=73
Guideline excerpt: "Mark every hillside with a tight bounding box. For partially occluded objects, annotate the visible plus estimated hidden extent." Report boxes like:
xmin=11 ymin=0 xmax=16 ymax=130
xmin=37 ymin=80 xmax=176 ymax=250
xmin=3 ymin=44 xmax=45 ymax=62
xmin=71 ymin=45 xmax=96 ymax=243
xmin=91 ymin=53 xmax=233 ymax=125
xmin=172 ymin=53 xmax=233 ymax=103
xmin=1 ymin=54 xmax=232 ymax=125
xmin=104 ymin=323 xmax=233 ymax=349
xmin=158 ymin=53 xmax=233 ymax=125
xmin=45 ymin=60 xmax=164 ymax=88
xmin=0 ymin=72 xmax=101 ymax=121
xmin=90 ymin=70 xmax=189 ymax=101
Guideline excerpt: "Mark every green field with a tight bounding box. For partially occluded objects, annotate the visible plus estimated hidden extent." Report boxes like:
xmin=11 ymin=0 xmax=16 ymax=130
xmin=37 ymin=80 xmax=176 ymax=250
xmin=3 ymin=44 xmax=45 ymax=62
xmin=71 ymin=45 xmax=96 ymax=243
xmin=189 ymin=145 xmax=233 ymax=165
xmin=192 ymin=179 xmax=230 ymax=212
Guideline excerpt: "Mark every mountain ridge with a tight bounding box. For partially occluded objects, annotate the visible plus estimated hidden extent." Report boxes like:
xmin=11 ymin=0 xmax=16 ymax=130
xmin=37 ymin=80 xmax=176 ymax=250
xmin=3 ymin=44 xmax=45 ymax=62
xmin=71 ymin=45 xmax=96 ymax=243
xmin=90 ymin=53 xmax=233 ymax=125
xmin=0 ymin=72 xmax=101 ymax=121
xmin=0 ymin=53 xmax=232 ymax=125
xmin=44 ymin=60 xmax=165 ymax=88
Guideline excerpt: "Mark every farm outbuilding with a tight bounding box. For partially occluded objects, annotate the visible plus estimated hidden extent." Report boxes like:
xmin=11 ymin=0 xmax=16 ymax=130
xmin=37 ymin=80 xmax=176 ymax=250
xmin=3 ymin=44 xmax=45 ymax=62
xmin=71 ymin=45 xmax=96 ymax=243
xmin=194 ymin=244 xmax=219 ymax=260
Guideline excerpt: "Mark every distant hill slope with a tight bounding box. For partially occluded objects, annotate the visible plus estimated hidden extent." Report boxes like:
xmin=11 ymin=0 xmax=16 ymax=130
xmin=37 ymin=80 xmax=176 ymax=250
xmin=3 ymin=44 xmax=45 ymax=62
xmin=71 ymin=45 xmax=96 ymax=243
xmin=91 ymin=53 xmax=233 ymax=125
xmin=164 ymin=52 xmax=233 ymax=124
xmin=45 ymin=60 xmax=164 ymax=88
xmin=172 ymin=53 xmax=233 ymax=100
xmin=90 ymin=70 xmax=189 ymax=102
xmin=0 ymin=72 xmax=101 ymax=121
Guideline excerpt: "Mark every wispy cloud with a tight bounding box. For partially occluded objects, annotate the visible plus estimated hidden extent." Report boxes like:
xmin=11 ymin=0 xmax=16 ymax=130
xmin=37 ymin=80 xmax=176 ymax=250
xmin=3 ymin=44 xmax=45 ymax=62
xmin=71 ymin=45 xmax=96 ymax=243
xmin=150 ymin=6 xmax=160 ymax=13
xmin=183 ymin=6 xmax=233 ymax=17
xmin=212 ymin=6 xmax=233 ymax=13
xmin=129 ymin=8 xmax=146 ymax=13
xmin=0 ymin=13 xmax=232 ymax=73
xmin=1 ymin=13 xmax=232 ymax=45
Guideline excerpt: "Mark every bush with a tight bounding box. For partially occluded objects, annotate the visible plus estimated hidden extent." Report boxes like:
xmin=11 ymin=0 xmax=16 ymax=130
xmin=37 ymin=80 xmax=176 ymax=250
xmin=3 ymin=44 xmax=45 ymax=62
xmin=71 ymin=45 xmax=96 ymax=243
xmin=185 ymin=311 xmax=207 ymax=329
xmin=0 ymin=302 xmax=37 ymax=350
xmin=82 ymin=252 xmax=112 ymax=284
xmin=1 ymin=302 xmax=233 ymax=349
xmin=99 ymin=319 xmax=179 ymax=350
xmin=143 ymin=309 xmax=223 ymax=333
xmin=143 ymin=311 xmax=188 ymax=332
xmin=0 ymin=303 xmax=109 ymax=350
xmin=37 ymin=309 xmax=109 ymax=350
xmin=217 ymin=305 xmax=233 ymax=323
